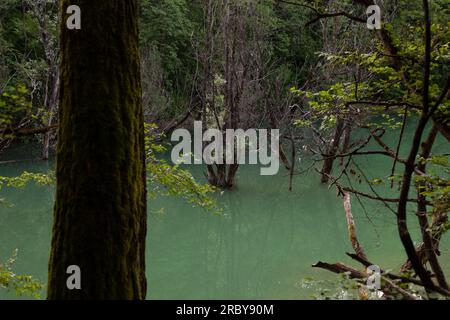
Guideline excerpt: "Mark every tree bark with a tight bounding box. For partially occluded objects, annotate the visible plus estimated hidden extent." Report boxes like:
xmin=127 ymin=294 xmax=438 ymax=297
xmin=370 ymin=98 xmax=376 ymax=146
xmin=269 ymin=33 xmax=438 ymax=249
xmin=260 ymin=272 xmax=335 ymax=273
xmin=42 ymin=74 xmax=59 ymax=160
xmin=395 ymin=0 xmax=436 ymax=292
xmin=342 ymin=192 xmax=367 ymax=260
xmin=339 ymin=124 xmax=351 ymax=166
xmin=321 ymin=119 xmax=344 ymax=183
xmin=47 ymin=0 xmax=147 ymax=300
xmin=415 ymin=125 xmax=449 ymax=290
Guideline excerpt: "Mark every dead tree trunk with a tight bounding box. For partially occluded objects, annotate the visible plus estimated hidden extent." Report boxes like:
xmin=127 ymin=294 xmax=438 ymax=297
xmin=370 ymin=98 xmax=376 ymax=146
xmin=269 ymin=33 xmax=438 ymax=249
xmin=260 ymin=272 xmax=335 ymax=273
xmin=42 ymin=74 xmax=59 ymax=160
xmin=321 ymin=119 xmax=345 ymax=183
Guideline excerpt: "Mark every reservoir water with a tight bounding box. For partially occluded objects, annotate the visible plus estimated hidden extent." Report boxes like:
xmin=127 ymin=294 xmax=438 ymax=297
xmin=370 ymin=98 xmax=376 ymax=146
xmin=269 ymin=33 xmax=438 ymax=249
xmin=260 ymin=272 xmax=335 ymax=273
xmin=1 ymin=125 xmax=449 ymax=299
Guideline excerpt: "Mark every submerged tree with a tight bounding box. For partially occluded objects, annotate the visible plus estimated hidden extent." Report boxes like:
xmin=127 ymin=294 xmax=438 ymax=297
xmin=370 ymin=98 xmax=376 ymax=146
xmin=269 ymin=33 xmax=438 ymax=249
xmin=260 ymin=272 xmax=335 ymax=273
xmin=291 ymin=0 xmax=450 ymax=299
xmin=47 ymin=1 xmax=147 ymax=299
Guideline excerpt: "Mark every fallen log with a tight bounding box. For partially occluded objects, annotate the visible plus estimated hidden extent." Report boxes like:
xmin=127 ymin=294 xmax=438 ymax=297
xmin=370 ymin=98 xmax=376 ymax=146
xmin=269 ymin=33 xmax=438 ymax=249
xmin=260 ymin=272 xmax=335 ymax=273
xmin=0 ymin=125 xmax=58 ymax=137
xmin=312 ymin=261 xmax=366 ymax=279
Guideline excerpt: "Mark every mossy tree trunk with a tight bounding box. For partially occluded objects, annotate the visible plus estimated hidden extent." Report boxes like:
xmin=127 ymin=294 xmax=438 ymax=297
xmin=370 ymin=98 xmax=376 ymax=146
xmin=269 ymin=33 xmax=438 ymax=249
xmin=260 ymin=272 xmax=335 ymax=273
xmin=47 ymin=0 xmax=147 ymax=299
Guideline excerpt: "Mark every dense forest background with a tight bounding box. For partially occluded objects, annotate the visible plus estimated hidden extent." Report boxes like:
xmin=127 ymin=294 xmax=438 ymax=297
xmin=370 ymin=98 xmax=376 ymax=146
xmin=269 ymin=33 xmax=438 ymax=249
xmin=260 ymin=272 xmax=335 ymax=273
xmin=1 ymin=0 xmax=449 ymax=300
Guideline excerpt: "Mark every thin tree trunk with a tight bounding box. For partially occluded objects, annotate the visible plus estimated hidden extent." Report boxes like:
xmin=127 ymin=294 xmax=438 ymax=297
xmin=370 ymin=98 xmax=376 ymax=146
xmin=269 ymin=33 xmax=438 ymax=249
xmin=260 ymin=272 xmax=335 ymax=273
xmin=395 ymin=0 xmax=436 ymax=293
xmin=42 ymin=74 xmax=59 ymax=160
xmin=342 ymin=192 xmax=367 ymax=260
xmin=321 ymin=119 xmax=344 ymax=183
xmin=340 ymin=123 xmax=351 ymax=166
xmin=48 ymin=0 xmax=147 ymax=300
xmin=415 ymin=125 xmax=449 ymax=290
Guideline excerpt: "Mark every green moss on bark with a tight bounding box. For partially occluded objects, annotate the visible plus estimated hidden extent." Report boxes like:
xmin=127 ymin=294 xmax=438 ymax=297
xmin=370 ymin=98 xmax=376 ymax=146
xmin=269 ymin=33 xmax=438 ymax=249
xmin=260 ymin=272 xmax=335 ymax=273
xmin=47 ymin=0 xmax=147 ymax=300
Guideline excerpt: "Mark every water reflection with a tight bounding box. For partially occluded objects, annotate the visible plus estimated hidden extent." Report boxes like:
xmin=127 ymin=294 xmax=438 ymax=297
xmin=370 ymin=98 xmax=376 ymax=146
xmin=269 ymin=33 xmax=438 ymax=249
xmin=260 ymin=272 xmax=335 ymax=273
xmin=1 ymin=144 xmax=449 ymax=300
